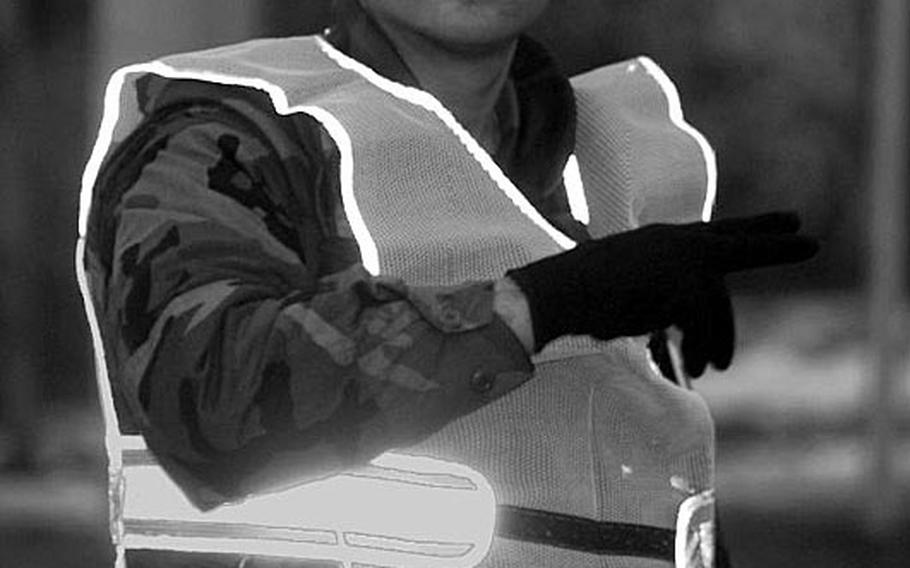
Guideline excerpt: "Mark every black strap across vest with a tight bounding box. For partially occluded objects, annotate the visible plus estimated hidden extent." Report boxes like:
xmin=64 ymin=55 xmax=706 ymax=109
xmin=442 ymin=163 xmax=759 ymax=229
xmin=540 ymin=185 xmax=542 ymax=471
xmin=495 ymin=505 xmax=675 ymax=562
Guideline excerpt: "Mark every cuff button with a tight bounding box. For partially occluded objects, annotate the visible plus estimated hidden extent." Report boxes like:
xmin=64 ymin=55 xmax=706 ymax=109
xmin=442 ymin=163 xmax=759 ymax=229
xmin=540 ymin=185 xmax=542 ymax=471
xmin=440 ymin=306 xmax=463 ymax=328
xmin=470 ymin=369 xmax=495 ymax=394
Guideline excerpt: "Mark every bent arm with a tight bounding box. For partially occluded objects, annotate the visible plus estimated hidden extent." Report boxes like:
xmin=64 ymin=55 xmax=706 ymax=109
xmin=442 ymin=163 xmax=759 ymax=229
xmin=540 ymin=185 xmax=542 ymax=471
xmin=98 ymin=107 xmax=532 ymax=506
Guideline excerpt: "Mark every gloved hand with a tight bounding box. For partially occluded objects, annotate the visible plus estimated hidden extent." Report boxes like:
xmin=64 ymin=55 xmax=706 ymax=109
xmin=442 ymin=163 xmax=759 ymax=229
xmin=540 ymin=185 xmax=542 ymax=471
xmin=506 ymin=211 xmax=819 ymax=376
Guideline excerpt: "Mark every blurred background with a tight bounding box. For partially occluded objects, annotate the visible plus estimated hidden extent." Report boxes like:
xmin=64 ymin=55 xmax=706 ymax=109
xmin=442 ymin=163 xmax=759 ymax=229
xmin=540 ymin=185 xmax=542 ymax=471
xmin=1 ymin=0 xmax=908 ymax=566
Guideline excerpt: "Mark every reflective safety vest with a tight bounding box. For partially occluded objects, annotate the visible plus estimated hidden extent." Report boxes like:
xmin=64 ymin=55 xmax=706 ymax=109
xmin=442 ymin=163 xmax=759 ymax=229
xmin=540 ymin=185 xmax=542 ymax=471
xmin=77 ymin=35 xmax=718 ymax=568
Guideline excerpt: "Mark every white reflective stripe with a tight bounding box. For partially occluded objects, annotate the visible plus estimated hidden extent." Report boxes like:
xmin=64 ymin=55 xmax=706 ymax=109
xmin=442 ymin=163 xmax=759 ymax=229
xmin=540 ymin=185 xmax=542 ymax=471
xmin=361 ymin=453 xmax=479 ymax=490
xmin=75 ymin=238 xmax=123 ymax=471
xmin=562 ymin=154 xmax=590 ymax=225
xmin=123 ymin=534 xmax=472 ymax=568
xmin=124 ymin=518 xmax=339 ymax=545
xmin=343 ymin=532 xmax=473 ymax=557
xmin=675 ymin=489 xmax=715 ymax=568
xmin=122 ymin=534 xmax=342 ymax=560
xmin=300 ymin=106 xmax=381 ymax=275
xmin=120 ymin=454 xmax=495 ymax=568
xmin=121 ymin=460 xmax=493 ymax=535
xmin=315 ymin=37 xmax=577 ymax=252
xmin=636 ymin=57 xmax=717 ymax=222
xmin=120 ymin=435 xmax=148 ymax=452
xmin=78 ymin=61 xmax=380 ymax=274
xmin=79 ymin=62 xmax=140 ymax=238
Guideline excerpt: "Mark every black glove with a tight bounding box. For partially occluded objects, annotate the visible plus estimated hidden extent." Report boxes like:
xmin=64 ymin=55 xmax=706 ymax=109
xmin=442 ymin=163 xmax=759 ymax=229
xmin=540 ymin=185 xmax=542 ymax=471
xmin=506 ymin=211 xmax=819 ymax=376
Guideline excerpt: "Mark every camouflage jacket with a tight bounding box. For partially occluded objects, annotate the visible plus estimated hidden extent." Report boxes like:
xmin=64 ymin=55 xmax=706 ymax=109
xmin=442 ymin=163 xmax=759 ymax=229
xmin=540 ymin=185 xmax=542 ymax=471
xmin=84 ymin=12 xmax=589 ymax=506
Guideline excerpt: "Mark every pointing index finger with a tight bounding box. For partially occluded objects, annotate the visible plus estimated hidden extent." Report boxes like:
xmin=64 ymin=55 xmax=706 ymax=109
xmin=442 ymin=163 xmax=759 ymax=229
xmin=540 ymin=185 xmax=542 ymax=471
xmin=707 ymin=232 xmax=820 ymax=273
xmin=708 ymin=211 xmax=802 ymax=236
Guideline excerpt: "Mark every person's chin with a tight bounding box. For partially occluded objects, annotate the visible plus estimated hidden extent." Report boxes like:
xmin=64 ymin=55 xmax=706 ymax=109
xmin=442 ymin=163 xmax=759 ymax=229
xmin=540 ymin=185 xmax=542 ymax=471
xmin=423 ymin=24 xmax=522 ymax=56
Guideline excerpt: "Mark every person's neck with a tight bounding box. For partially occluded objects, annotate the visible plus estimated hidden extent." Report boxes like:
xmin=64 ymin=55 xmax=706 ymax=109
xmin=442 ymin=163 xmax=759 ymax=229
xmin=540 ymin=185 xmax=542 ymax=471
xmin=376 ymin=24 xmax=516 ymax=154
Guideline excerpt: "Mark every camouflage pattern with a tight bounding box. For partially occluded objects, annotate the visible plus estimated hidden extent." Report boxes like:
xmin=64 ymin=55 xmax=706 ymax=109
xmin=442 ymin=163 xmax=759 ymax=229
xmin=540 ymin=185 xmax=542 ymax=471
xmin=83 ymin=75 xmax=534 ymax=507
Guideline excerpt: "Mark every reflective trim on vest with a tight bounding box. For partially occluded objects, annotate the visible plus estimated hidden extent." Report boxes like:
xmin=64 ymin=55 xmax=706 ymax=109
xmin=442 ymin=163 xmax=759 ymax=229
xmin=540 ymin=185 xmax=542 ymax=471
xmin=315 ymin=37 xmax=577 ymax=252
xmin=78 ymin=60 xmax=381 ymax=275
xmin=75 ymin=239 xmax=123 ymax=470
xmin=562 ymin=154 xmax=590 ymax=225
xmin=115 ymin=436 xmax=495 ymax=568
xmin=635 ymin=57 xmax=717 ymax=223
xmin=675 ymin=489 xmax=716 ymax=568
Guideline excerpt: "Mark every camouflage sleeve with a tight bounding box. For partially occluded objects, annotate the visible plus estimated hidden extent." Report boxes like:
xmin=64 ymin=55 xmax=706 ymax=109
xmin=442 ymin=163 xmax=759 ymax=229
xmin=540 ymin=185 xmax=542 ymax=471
xmin=104 ymin=102 xmax=533 ymax=507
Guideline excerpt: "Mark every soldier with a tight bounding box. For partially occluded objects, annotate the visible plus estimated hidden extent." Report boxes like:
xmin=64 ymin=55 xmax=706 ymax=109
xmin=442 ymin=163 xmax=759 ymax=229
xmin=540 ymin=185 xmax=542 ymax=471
xmin=79 ymin=0 xmax=817 ymax=566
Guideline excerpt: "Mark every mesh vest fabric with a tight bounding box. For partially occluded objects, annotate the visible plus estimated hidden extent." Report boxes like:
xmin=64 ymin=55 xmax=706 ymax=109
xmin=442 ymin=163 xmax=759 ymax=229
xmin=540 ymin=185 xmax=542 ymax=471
xmin=88 ymin=35 xmax=717 ymax=567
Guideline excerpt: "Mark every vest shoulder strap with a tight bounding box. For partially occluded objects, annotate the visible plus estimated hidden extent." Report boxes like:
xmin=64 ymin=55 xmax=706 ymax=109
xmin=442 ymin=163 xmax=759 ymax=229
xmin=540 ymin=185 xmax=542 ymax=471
xmin=572 ymin=57 xmax=716 ymax=239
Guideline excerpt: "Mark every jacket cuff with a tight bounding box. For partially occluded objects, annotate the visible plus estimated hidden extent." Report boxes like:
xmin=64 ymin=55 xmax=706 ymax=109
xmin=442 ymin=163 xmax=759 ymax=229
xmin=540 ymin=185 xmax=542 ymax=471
xmin=405 ymin=280 xmax=500 ymax=333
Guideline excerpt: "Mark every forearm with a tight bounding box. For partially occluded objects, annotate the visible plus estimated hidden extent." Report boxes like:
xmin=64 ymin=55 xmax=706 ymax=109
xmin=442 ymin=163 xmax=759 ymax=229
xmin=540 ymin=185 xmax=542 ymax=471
xmin=125 ymin=265 xmax=533 ymax=501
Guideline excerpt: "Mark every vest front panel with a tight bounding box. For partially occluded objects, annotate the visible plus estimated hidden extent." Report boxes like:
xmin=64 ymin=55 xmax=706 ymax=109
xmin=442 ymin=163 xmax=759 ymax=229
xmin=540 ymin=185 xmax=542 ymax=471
xmin=293 ymin=36 xmax=716 ymax=538
xmin=322 ymin=91 xmax=568 ymax=284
